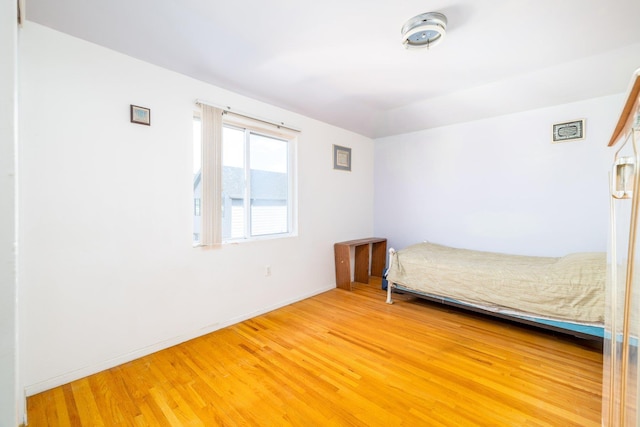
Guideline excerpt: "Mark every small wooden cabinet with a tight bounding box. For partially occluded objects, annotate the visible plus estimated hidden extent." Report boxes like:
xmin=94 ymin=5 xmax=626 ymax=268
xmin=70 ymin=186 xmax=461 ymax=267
xmin=334 ymin=238 xmax=387 ymax=290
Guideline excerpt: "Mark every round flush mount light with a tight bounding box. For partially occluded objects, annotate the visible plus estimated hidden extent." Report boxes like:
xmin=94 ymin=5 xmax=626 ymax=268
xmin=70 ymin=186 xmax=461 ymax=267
xmin=401 ymin=12 xmax=447 ymax=49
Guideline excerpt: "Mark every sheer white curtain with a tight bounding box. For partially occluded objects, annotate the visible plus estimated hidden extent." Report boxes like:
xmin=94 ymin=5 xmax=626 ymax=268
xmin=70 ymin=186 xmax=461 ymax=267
xmin=198 ymin=103 xmax=223 ymax=246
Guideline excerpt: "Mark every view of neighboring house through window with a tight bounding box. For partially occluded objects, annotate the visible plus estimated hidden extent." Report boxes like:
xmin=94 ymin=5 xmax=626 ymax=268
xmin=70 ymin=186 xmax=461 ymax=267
xmin=193 ymin=113 xmax=294 ymax=245
xmin=223 ymin=126 xmax=290 ymax=239
xmin=193 ymin=116 xmax=202 ymax=245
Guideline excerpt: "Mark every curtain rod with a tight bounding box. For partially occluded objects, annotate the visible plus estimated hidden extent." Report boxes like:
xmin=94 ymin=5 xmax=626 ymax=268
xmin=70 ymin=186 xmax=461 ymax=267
xmin=195 ymin=99 xmax=301 ymax=133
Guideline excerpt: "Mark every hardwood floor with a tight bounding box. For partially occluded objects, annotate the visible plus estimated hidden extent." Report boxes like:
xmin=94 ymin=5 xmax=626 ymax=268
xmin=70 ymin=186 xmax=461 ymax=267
xmin=27 ymin=279 xmax=603 ymax=426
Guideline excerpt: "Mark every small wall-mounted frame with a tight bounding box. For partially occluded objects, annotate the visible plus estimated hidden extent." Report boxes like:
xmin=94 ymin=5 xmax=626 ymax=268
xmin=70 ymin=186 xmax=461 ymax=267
xmin=552 ymin=119 xmax=584 ymax=143
xmin=333 ymin=145 xmax=351 ymax=171
xmin=130 ymin=105 xmax=151 ymax=126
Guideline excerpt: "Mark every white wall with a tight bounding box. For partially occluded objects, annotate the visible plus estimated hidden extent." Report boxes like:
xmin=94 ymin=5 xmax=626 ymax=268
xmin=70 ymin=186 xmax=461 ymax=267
xmin=0 ymin=0 xmax=19 ymax=424
xmin=374 ymin=95 xmax=621 ymax=257
xmin=19 ymin=22 xmax=374 ymax=395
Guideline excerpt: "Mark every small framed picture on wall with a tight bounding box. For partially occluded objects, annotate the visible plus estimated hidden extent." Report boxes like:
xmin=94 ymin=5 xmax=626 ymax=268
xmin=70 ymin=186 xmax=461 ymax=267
xmin=333 ymin=144 xmax=351 ymax=171
xmin=130 ymin=105 xmax=151 ymax=126
xmin=552 ymin=119 xmax=584 ymax=143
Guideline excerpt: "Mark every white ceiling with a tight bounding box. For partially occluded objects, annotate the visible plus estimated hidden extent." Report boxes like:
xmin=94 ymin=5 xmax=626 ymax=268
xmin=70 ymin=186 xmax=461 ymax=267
xmin=25 ymin=0 xmax=640 ymax=138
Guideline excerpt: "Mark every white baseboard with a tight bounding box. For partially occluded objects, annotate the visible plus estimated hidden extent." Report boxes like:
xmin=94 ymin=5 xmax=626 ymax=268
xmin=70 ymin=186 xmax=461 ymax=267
xmin=24 ymin=284 xmax=334 ymax=397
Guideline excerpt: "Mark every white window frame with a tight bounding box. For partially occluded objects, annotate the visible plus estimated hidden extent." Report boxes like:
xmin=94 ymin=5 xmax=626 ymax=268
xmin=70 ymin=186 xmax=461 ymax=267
xmin=221 ymin=118 xmax=297 ymax=243
xmin=194 ymin=104 xmax=298 ymax=246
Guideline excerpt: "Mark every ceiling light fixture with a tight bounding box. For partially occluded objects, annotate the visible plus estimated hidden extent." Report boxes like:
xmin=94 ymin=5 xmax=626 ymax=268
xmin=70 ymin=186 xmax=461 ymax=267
xmin=401 ymin=12 xmax=447 ymax=49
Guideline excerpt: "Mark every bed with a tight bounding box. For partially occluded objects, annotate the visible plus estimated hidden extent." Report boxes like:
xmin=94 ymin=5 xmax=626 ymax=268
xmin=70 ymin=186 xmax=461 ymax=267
xmin=384 ymin=242 xmax=606 ymax=340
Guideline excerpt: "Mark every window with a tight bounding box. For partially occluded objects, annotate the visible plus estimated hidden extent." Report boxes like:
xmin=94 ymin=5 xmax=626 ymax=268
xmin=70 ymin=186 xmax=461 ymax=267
xmin=193 ymin=108 xmax=297 ymax=245
xmin=193 ymin=116 xmax=202 ymax=245
xmin=194 ymin=198 xmax=201 ymax=216
xmin=222 ymin=125 xmax=292 ymax=239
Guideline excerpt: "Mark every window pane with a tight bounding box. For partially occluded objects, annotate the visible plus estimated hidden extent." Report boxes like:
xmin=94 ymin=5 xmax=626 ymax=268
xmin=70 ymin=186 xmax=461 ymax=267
xmin=223 ymin=126 xmax=244 ymax=168
xmin=249 ymin=133 xmax=288 ymax=236
xmin=251 ymin=202 xmax=288 ymax=235
xmin=231 ymin=202 xmax=245 ymax=238
xmin=193 ymin=117 xmax=202 ymax=244
xmin=250 ymin=133 xmax=288 ymax=173
xmin=222 ymin=126 xmax=246 ymax=239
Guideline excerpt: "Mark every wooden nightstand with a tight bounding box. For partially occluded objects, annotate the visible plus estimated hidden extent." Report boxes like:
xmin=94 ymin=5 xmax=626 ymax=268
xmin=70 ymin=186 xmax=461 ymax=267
xmin=334 ymin=238 xmax=387 ymax=290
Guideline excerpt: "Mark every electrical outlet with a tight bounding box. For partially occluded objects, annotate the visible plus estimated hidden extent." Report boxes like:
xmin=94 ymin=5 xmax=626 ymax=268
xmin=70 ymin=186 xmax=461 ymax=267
xmin=265 ymin=265 xmax=271 ymax=277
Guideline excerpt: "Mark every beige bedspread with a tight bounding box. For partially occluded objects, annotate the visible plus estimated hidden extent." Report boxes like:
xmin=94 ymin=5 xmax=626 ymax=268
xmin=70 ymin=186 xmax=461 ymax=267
xmin=386 ymin=242 xmax=606 ymax=323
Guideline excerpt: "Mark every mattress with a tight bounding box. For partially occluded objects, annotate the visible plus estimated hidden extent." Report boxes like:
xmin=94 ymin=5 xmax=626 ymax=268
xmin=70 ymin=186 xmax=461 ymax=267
xmin=386 ymin=242 xmax=606 ymax=324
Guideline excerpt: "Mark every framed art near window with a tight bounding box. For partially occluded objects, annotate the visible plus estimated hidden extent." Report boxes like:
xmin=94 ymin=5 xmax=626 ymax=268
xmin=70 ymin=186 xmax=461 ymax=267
xmin=333 ymin=144 xmax=351 ymax=171
xmin=130 ymin=105 xmax=151 ymax=126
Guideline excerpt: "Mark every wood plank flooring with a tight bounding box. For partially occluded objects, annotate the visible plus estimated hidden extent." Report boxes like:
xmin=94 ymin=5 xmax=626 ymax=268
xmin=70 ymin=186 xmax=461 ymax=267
xmin=27 ymin=279 xmax=603 ymax=426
